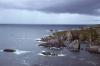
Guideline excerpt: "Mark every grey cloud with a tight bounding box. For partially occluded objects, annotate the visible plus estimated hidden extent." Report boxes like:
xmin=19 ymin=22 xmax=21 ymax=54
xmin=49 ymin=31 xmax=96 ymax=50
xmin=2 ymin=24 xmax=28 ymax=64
xmin=41 ymin=0 xmax=100 ymax=15
xmin=0 ymin=0 xmax=100 ymax=15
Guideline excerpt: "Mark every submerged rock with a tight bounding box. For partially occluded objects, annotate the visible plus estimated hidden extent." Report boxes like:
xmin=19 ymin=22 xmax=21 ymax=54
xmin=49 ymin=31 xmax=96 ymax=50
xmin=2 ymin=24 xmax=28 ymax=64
xmin=41 ymin=52 xmax=52 ymax=55
xmin=50 ymin=29 xmax=53 ymax=32
xmin=3 ymin=49 xmax=16 ymax=52
xmin=41 ymin=51 xmax=58 ymax=56
xmin=49 ymin=47 xmax=61 ymax=50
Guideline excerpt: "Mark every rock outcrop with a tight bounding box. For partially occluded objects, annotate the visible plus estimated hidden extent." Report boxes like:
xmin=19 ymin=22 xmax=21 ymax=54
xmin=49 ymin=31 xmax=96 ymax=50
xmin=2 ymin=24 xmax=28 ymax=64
xmin=68 ymin=40 xmax=80 ymax=51
xmin=3 ymin=49 xmax=16 ymax=52
xmin=86 ymin=46 xmax=100 ymax=53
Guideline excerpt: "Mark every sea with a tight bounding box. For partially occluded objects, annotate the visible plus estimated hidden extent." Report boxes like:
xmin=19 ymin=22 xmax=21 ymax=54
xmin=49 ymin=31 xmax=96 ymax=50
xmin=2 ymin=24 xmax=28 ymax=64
xmin=0 ymin=24 xmax=99 ymax=66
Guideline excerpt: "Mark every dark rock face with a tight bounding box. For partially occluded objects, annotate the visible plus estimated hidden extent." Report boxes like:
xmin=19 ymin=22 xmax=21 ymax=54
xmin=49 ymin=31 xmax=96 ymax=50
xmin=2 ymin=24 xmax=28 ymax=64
xmin=68 ymin=40 xmax=80 ymax=51
xmin=39 ymin=43 xmax=52 ymax=47
xmin=3 ymin=49 xmax=16 ymax=52
xmin=39 ymin=43 xmax=66 ymax=48
xmin=41 ymin=51 xmax=58 ymax=56
xmin=42 ymin=52 xmax=52 ymax=55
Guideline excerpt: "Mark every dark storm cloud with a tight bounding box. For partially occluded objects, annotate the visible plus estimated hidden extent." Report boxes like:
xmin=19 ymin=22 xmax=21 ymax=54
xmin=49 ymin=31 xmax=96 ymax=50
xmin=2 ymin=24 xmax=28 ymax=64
xmin=40 ymin=0 xmax=100 ymax=15
xmin=0 ymin=0 xmax=100 ymax=15
xmin=0 ymin=0 xmax=100 ymax=24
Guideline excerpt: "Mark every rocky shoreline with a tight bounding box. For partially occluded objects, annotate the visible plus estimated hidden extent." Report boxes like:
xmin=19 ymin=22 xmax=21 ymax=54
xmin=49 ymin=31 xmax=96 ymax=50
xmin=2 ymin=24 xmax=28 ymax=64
xmin=37 ymin=25 xmax=100 ymax=55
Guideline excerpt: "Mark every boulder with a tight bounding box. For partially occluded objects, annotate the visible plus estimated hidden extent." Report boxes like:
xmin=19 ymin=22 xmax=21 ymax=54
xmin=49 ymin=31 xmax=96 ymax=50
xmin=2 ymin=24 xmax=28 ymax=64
xmin=3 ymin=49 xmax=16 ymax=52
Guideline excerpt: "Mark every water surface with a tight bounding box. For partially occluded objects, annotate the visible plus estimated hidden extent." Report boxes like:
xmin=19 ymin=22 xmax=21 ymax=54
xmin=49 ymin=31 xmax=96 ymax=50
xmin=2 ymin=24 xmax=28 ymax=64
xmin=0 ymin=24 xmax=99 ymax=66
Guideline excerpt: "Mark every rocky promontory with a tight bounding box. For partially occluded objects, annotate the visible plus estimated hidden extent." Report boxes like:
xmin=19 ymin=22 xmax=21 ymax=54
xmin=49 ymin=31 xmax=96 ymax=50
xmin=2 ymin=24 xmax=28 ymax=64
xmin=38 ymin=25 xmax=100 ymax=53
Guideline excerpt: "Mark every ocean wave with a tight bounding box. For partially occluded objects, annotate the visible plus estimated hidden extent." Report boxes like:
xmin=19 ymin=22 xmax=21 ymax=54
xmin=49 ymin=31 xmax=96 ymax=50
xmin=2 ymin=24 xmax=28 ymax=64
xmin=38 ymin=50 xmax=66 ymax=57
xmin=86 ymin=61 xmax=97 ymax=65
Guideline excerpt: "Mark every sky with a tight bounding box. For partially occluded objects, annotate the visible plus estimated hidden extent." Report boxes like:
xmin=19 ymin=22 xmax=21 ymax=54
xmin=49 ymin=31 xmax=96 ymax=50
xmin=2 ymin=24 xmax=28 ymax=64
xmin=0 ymin=0 xmax=100 ymax=24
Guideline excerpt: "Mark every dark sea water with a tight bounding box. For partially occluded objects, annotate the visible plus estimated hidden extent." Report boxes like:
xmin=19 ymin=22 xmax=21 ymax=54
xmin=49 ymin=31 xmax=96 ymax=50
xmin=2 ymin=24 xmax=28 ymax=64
xmin=0 ymin=24 xmax=99 ymax=66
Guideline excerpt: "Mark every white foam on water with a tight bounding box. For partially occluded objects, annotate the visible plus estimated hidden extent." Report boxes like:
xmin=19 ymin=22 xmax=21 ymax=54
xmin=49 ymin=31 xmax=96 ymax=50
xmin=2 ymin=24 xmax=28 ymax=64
xmin=58 ymin=54 xmax=66 ymax=56
xmin=0 ymin=50 xmax=3 ymax=52
xmin=14 ymin=50 xmax=31 ymax=55
xmin=35 ymin=38 xmax=47 ymax=43
xmin=37 ymin=53 xmax=48 ymax=56
xmin=38 ymin=41 xmax=47 ymax=43
xmin=86 ymin=61 xmax=97 ymax=66
xmin=38 ymin=50 xmax=66 ymax=57
xmin=44 ymin=35 xmax=49 ymax=37
xmin=35 ymin=38 xmax=41 ymax=41
xmin=50 ymin=47 xmax=61 ymax=50
xmin=38 ymin=51 xmax=50 ymax=56
xmin=42 ymin=50 xmax=46 ymax=52
xmin=37 ymin=41 xmax=42 ymax=42
xmin=37 ymin=53 xmax=43 ymax=56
